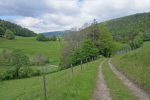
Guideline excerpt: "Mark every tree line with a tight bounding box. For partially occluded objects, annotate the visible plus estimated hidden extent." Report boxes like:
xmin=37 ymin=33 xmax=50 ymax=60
xmin=36 ymin=34 xmax=57 ymax=41
xmin=101 ymin=12 xmax=150 ymax=45
xmin=60 ymin=15 xmax=150 ymax=68
xmin=60 ymin=19 xmax=114 ymax=69
xmin=0 ymin=19 xmax=36 ymax=37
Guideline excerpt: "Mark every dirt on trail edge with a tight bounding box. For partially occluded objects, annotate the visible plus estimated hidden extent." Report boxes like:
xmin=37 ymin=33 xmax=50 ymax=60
xmin=108 ymin=58 xmax=150 ymax=100
xmin=93 ymin=60 xmax=112 ymax=100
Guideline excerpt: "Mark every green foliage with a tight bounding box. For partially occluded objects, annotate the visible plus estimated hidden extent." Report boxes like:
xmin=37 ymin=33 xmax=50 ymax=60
xmin=11 ymin=50 xmax=30 ymax=78
xmin=4 ymin=29 xmax=15 ymax=40
xmin=49 ymin=35 xmax=57 ymax=41
xmin=129 ymin=34 xmax=143 ymax=49
xmin=0 ymin=19 xmax=36 ymax=37
xmin=97 ymin=26 xmax=114 ymax=57
xmin=36 ymin=34 xmax=49 ymax=41
xmin=142 ymin=29 xmax=150 ymax=41
xmin=11 ymin=50 xmax=29 ymax=67
xmin=1 ymin=67 xmax=41 ymax=80
xmin=0 ymin=27 xmax=5 ymax=37
xmin=101 ymin=12 xmax=150 ymax=42
xmin=0 ymin=59 xmax=101 ymax=100
xmin=61 ymin=19 xmax=114 ymax=68
xmin=81 ymin=39 xmax=99 ymax=58
xmin=67 ymin=39 xmax=99 ymax=66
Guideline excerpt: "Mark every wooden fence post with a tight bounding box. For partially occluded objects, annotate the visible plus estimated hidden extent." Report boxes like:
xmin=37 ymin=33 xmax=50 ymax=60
xmin=42 ymin=67 xmax=47 ymax=100
xmin=80 ymin=60 xmax=83 ymax=71
xmin=71 ymin=64 xmax=73 ymax=75
xmin=86 ymin=58 xmax=88 ymax=67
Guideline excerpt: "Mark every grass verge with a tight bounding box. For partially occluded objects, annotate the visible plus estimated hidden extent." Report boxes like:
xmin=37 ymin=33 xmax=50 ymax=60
xmin=112 ymin=41 xmax=150 ymax=93
xmin=0 ymin=58 xmax=103 ymax=100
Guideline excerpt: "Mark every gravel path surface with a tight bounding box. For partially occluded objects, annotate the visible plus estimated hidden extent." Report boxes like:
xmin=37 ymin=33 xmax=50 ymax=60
xmin=93 ymin=60 xmax=112 ymax=100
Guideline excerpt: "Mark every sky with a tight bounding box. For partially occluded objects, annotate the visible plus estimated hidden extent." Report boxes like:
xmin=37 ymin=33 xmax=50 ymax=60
xmin=0 ymin=0 xmax=150 ymax=33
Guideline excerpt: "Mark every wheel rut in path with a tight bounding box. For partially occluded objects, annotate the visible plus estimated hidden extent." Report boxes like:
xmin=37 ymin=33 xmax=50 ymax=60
xmin=93 ymin=60 xmax=112 ymax=100
xmin=108 ymin=58 xmax=150 ymax=100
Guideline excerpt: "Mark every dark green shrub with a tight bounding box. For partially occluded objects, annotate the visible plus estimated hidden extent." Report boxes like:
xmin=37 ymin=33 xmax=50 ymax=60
xmin=1 ymin=68 xmax=16 ymax=80
xmin=49 ymin=35 xmax=57 ymax=41
xmin=1 ymin=67 xmax=42 ymax=80
xmin=4 ymin=29 xmax=15 ymax=40
xmin=11 ymin=50 xmax=30 ymax=78
xmin=0 ymin=27 xmax=5 ymax=37
xmin=36 ymin=34 xmax=49 ymax=41
xmin=142 ymin=30 xmax=150 ymax=41
xmin=129 ymin=35 xmax=143 ymax=49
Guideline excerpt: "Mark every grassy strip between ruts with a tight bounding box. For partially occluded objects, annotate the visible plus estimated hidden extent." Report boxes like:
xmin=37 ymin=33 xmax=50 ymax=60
xmin=0 ymin=58 xmax=104 ymax=100
xmin=102 ymin=59 xmax=135 ymax=100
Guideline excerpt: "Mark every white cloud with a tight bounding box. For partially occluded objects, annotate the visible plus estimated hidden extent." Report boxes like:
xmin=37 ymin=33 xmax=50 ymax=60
xmin=1 ymin=0 xmax=150 ymax=33
xmin=15 ymin=17 xmax=41 ymax=27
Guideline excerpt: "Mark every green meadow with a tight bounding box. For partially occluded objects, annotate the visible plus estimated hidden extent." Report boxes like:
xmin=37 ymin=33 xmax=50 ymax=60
xmin=0 ymin=59 xmax=103 ymax=100
xmin=0 ymin=36 xmax=61 ymax=65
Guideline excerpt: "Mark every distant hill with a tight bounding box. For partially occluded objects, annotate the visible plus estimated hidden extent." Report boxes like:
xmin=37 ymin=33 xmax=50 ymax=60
xmin=41 ymin=30 xmax=72 ymax=37
xmin=41 ymin=31 xmax=63 ymax=37
xmin=100 ymin=12 xmax=150 ymax=42
xmin=0 ymin=19 xmax=36 ymax=37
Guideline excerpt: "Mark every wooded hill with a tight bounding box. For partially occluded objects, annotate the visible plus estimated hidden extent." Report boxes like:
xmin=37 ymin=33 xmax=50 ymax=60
xmin=100 ymin=12 xmax=150 ymax=42
xmin=0 ymin=19 xmax=36 ymax=37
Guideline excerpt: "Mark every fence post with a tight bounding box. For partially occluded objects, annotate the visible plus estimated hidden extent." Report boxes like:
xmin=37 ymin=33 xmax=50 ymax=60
xmin=86 ymin=58 xmax=88 ymax=67
xmin=42 ymin=67 xmax=47 ymax=100
xmin=71 ymin=64 xmax=73 ymax=75
xmin=80 ymin=60 xmax=83 ymax=71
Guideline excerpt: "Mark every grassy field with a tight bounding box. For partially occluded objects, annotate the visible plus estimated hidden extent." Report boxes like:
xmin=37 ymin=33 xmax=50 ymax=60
xmin=112 ymin=41 xmax=150 ymax=94
xmin=0 ymin=37 xmax=61 ymax=65
xmin=0 ymin=58 xmax=103 ymax=100
xmin=102 ymin=59 xmax=135 ymax=100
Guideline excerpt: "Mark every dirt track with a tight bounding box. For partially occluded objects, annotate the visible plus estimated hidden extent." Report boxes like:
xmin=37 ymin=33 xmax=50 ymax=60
xmin=93 ymin=60 xmax=112 ymax=100
xmin=108 ymin=59 xmax=150 ymax=100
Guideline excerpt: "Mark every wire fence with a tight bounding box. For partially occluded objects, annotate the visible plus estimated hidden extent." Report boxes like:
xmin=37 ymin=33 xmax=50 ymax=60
xmin=13 ymin=58 xmax=95 ymax=100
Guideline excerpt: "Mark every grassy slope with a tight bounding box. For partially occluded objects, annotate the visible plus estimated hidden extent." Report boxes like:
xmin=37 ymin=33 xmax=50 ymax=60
xmin=0 ymin=37 xmax=61 ymax=65
xmin=0 ymin=59 xmax=103 ymax=100
xmin=102 ymin=59 xmax=135 ymax=100
xmin=112 ymin=41 xmax=150 ymax=94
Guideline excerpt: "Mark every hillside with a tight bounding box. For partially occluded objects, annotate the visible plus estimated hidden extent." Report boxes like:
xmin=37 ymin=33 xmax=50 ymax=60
xmin=100 ymin=12 xmax=150 ymax=42
xmin=0 ymin=19 xmax=36 ymax=37
xmin=41 ymin=30 xmax=72 ymax=37
xmin=0 ymin=37 xmax=61 ymax=65
xmin=42 ymin=31 xmax=63 ymax=37
xmin=112 ymin=41 xmax=150 ymax=94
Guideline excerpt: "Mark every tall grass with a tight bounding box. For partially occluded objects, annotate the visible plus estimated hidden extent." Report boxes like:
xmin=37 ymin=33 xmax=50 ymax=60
xmin=0 ymin=59 xmax=103 ymax=100
xmin=112 ymin=41 xmax=150 ymax=94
